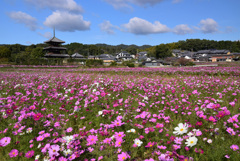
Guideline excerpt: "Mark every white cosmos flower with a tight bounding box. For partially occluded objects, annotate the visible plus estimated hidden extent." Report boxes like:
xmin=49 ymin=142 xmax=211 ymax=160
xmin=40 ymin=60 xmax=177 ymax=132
xmin=185 ymin=136 xmax=198 ymax=147
xmin=63 ymin=149 xmax=72 ymax=156
xmin=127 ymin=129 xmax=136 ymax=133
xmin=35 ymin=155 xmax=40 ymax=160
xmin=98 ymin=111 xmax=103 ymax=115
xmin=207 ymin=139 xmax=212 ymax=144
xmin=173 ymin=123 xmax=188 ymax=135
xmin=62 ymin=135 xmax=74 ymax=144
xmin=134 ymin=139 xmax=143 ymax=147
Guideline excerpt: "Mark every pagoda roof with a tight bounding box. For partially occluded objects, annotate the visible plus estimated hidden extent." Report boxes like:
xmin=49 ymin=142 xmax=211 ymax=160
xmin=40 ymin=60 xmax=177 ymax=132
xmin=43 ymin=46 xmax=67 ymax=50
xmin=44 ymin=36 xmax=65 ymax=43
xmin=44 ymin=53 xmax=70 ymax=58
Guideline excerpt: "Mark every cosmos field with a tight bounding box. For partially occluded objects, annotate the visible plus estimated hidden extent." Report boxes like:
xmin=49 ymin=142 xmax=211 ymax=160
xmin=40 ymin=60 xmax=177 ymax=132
xmin=0 ymin=66 xmax=239 ymax=161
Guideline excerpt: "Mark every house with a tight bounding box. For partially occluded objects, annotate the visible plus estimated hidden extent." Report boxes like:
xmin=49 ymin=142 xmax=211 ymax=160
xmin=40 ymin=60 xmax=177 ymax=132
xmin=232 ymin=53 xmax=240 ymax=61
xmin=137 ymin=51 xmax=148 ymax=58
xmin=211 ymin=54 xmax=233 ymax=62
xmin=116 ymin=51 xmax=133 ymax=61
xmin=98 ymin=54 xmax=115 ymax=65
xmin=143 ymin=60 xmax=164 ymax=67
xmin=88 ymin=55 xmax=99 ymax=59
xmin=71 ymin=53 xmax=85 ymax=59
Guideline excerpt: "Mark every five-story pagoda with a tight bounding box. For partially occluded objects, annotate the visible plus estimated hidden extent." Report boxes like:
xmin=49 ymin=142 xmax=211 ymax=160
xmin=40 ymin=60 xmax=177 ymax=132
xmin=43 ymin=29 xmax=69 ymax=58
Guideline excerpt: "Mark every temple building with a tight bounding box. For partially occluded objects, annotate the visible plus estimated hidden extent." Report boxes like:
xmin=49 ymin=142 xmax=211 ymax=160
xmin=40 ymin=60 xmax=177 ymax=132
xmin=43 ymin=30 xmax=69 ymax=58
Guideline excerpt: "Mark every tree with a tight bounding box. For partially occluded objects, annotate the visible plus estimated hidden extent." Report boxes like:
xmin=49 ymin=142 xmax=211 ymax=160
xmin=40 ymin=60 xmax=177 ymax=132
xmin=31 ymin=47 xmax=44 ymax=58
xmin=0 ymin=46 xmax=11 ymax=58
xmin=155 ymin=44 xmax=172 ymax=59
xmin=126 ymin=46 xmax=137 ymax=55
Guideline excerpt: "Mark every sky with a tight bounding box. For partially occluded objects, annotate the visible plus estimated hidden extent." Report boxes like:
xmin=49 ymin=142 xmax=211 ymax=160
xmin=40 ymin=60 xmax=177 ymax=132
xmin=1 ymin=0 xmax=240 ymax=46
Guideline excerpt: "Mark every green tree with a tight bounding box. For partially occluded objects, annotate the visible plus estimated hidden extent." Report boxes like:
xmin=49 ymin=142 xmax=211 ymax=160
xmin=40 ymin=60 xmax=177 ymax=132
xmin=155 ymin=44 xmax=172 ymax=59
xmin=0 ymin=46 xmax=11 ymax=58
xmin=31 ymin=47 xmax=44 ymax=58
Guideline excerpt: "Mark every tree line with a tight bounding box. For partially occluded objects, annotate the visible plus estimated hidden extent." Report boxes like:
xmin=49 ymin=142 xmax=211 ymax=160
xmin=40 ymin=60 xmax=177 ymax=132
xmin=0 ymin=39 xmax=240 ymax=63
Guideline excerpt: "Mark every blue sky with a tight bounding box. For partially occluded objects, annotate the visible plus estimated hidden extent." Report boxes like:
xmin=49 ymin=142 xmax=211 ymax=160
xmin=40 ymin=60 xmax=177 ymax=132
xmin=1 ymin=0 xmax=240 ymax=46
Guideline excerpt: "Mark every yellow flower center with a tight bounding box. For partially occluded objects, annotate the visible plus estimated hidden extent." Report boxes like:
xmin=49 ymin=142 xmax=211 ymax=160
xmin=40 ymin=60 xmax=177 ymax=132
xmin=180 ymin=128 xmax=184 ymax=131
xmin=190 ymin=141 xmax=194 ymax=144
xmin=122 ymin=157 xmax=125 ymax=159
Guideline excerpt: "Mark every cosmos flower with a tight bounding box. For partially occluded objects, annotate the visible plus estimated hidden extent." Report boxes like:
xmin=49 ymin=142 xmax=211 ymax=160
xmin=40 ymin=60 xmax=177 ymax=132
xmin=173 ymin=123 xmax=188 ymax=135
xmin=33 ymin=113 xmax=43 ymax=121
xmin=134 ymin=139 xmax=143 ymax=147
xmin=9 ymin=149 xmax=18 ymax=158
xmin=86 ymin=135 xmax=98 ymax=145
xmin=118 ymin=152 xmax=130 ymax=161
xmin=230 ymin=145 xmax=239 ymax=151
xmin=0 ymin=137 xmax=11 ymax=147
xmin=185 ymin=136 xmax=198 ymax=147
xmin=25 ymin=150 xmax=34 ymax=158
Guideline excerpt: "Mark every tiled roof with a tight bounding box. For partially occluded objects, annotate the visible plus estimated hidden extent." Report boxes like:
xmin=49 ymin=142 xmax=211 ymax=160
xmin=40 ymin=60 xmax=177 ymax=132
xmin=44 ymin=37 xmax=65 ymax=43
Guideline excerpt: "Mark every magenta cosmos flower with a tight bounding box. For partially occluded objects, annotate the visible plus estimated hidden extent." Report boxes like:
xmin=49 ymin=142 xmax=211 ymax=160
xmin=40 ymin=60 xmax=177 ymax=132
xmin=86 ymin=135 xmax=98 ymax=145
xmin=118 ymin=152 xmax=130 ymax=161
xmin=25 ymin=150 xmax=34 ymax=158
xmin=0 ymin=137 xmax=11 ymax=147
xmin=230 ymin=145 xmax=239 ymax=151
xmin=9 ymin=149 xmax=18 ymax=157
xmin=33 ymin=113 xmax=43 ymax=121
xmin=48 ymin=144 xmax=60 ymax=157
xmin=66 ymin=127 xmax=73 ymax=133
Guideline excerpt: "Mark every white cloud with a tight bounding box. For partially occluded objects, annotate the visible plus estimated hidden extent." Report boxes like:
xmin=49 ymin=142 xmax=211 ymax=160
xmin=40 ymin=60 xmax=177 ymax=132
xmin=103 ymin=0 xmax=167 ymax=9
xmin=7 ymin=11 xmax=38 ymax=31
xmin=24 ymin=0 xmax=83 ymax=13
xmin=199 ymin=18 xmax=218 ymax=34
xmin=122 ymin=17 xmax=170 ymax=35
xmin=130 ymin=0 xmax=164 ymax=6
xmin=173 ymin=24 xmax=193 ymax=35
xmin=44 ymin=11 xmax=90 ymax=32
xmin=99 ymin=20 xmax=118 ymax=34
xmin=38 ymin=32 xmax=52 ymax=39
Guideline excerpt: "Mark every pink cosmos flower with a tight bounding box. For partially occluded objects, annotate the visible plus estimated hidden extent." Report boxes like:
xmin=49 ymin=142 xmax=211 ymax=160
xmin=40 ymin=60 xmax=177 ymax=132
xmin=0 ymin=137 xmax=11 ymax=147
xmin=36 ymin=135 xmax=45 ymax=141
xmin=98 ymin=156 xmax=103 ymax=160
xmin=230 ymin=145 xmax=239 ymax=151
xmin=66 ymin=127 xmax=73 ymax=133
xmin=68 ymin=154 xmax=76 ymax=160
xmin=208 ymin=116 xmax=216 ymax=122
xmin=6 ymin=109 xmax=13 ymax=115
xmin=144 ymin=158 xmax=154 ymax=161
xmin=25 ymin=150 xmax=34 ymax=158
xmin=59 ymin=156 xmax=68 ymax=161
xmin=157 ymin=145 xmax=167 ymax=150
xmin=115 ymin=138 xmax=123 ymax=147
xmin=33 ymin=113 xmax=43 ymax=121
xmin=229 ymin=101 xmax=235 ymax=106
xmin=9 ymin=149 xmax=18 ymax=158
xmin=39 ymin=130 xmax=45 ymax=135
xmin=145 ymin=142 xmax=155 ymax=148
xmin=114 ymin=132 xmax=125 ymax=139
xmin=118 ymin=152 xmax=130 ymax=161
xmin=174 ymin=137 xmax=183 ymax=144
xmin=103 ymin=137 xmax=112 ymax=144
xmin=48 ymin=144 xmax=60 ymax=157
xmin=112 ymin=119 xmax=125 ymax=127
xmin=41 ymin=143 xmax=50 ymax=153
xmin=86 ymin=135 xmax=98 ymax=145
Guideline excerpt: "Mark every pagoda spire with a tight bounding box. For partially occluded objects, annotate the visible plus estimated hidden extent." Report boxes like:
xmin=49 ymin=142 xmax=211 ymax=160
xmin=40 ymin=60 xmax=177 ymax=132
xmin=53 ymin=27 xmax=55 ymax=37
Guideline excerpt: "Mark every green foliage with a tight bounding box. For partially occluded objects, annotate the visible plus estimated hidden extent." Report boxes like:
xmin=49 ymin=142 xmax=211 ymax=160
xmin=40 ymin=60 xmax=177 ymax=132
xmin=0 ymin=46 xmax=11 ymax=58
xmin=110 ymin=61 xmax=117 ymax=67
xmin=30 ymin=47 xmax=44 ymax=59
xmin=155 ymin=44 xmax=172 ymax=59
xmin=86 ymin=59 xmax=103 ymax=67
xmin=186 ymin=61 xmax=195 ymax=66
